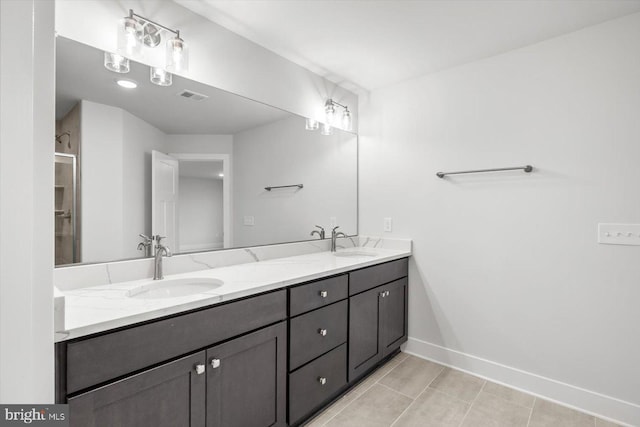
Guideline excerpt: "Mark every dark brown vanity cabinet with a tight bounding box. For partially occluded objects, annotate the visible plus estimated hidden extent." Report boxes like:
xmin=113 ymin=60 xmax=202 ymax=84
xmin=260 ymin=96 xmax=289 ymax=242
xmin=348 ymin=259 xmax=409 ymax=382
xmin=287 ymin=275 xmax=349 ymax=425
xmin=57 ymin=257 xmax=409 ymax=427
xmin=59 ymin=290 xmax=287 ymax=427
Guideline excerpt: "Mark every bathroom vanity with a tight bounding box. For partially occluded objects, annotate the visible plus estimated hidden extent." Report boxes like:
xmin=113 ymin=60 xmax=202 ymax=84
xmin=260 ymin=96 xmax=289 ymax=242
xmin=55 ymin=250 xmax=409 ymax=426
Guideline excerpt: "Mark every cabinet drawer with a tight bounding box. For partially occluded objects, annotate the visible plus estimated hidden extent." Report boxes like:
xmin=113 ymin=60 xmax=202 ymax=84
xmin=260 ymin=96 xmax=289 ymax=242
xmin=289 ymin=344 xmax=347 ymax=424
xmin=349 ymin=258 xmax=408 ymax=295
xmin=289 ymin=274 xmax=348 ymax=316
xmin=66 ymin=290 xmax=286 ymax=394
xmin=289 ymin=300 xmax=347 ymax=370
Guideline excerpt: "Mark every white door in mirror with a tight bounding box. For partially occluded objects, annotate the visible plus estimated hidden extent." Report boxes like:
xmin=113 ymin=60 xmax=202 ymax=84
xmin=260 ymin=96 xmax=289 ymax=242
xmin=152 ymin=150 xmax=179 ymax=252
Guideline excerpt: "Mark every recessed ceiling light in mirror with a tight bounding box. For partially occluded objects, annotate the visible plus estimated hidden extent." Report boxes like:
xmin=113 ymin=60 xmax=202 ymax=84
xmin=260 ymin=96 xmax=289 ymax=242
xmin=116 ymin=79 xmax=138 ymax=89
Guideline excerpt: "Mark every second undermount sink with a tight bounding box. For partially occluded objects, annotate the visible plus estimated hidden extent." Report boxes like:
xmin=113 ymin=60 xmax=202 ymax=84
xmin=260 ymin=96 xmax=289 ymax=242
xmin=127 ymin=278 xmax=224 ymax=299
xmin=333 ymin=251 xmax=378 ymax=258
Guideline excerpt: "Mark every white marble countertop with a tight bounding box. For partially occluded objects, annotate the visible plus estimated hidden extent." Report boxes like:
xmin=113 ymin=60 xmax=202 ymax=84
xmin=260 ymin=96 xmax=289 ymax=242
xmin=56 ymin=246 xmax=411 ymax=342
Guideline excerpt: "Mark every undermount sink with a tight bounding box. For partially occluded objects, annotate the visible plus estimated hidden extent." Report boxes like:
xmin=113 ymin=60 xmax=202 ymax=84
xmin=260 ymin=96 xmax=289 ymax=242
xmin=127 ymin=278 xmax=224 ymax=299
xmin=333 ymin=251 xmax=378 ymax=258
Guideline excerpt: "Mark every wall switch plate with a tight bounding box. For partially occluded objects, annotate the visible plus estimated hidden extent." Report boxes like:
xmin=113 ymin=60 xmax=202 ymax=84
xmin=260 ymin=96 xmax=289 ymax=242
xmin=384 ymin=217 xmax=392 ymax=232
xmin=243 ymin=216 xmax=255 ymax=226
xmin=330 ymin=217 xmax=337 ymax=228
xmin=598 ymin=223 xmax=640 ymax=245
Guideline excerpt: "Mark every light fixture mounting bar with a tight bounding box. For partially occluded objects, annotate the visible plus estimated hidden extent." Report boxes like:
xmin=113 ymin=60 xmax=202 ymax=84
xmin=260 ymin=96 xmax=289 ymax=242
xmin=129 ymin=9 xmax=180 ymax=38
xmin=326 ymin=99 xmax=349 ymax=110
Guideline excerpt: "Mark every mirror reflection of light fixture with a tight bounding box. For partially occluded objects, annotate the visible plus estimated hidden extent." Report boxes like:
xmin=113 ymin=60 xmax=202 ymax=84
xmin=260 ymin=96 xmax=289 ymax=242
xmin=324 ymin=99 xmax=352 ymax=132
xmin=104 ymin=52 xmax=130 ymax=73
xmin=166 ymin=35 xmax=189 ymax=73
xmin=305 ymin=118 xmax=319 ymax=130
xmin=321 ymin=123 xmax=333 ymax=136
xmin=118 ymin=14 xmax=142 ymax=56
xmin=150 ymin=67 xmax=172 ymax=86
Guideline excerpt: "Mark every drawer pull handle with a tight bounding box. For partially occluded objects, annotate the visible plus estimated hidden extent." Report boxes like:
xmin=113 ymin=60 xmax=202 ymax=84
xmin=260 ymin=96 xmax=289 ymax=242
xmin=318 ymin=377 xmax=327 ymax=385
xmin=319 ymin=290 xmax=328 ymax=298
xmin=211 ymin=358 xmax=221 ymax=369
xmin=194 ymin=364 xmax=206 ymax=375
xmin=318 ymin=328 xmax=327 ymax=336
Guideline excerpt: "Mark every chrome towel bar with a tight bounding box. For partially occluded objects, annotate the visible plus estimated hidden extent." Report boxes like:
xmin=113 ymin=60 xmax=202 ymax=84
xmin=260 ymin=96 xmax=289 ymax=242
xmin=437 ymin=165 xmax=533 ymax=178
xmin=264 ymin=184 xmax=304 ymax=191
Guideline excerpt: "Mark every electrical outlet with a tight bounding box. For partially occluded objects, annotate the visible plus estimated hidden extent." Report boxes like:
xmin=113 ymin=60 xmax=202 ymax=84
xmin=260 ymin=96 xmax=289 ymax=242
xmin=384 ymin=217 xmax=392 ymax=232
xmin=598 ymin=223 xmax=640 ymax=245
xmin=243 ymin=216 xmax=255 ymax=226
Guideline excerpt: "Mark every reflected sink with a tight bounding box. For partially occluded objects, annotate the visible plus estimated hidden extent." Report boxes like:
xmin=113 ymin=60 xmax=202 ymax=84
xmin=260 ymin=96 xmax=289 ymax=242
xmin=127 ymin=278 xmax=224 ymax=299
xmin=333 ymin=251 xmax=378 ymax=258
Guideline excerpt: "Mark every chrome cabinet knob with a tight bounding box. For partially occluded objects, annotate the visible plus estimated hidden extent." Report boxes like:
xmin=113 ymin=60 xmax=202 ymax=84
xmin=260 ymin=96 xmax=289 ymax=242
xmin=194 ymin=364 xmax=206 ymax=375
xmin=319 ymin=290 xmax=328 ymax=298
xmin=379 ymin=291 xmax=386 ymax=298
xmin=385 ymin=290 xmax=390 ymax=297
xmin=318 ymin=377 xmax=327 ymax=385
xmin=211 ymin=358 xmax=221 ymax=369
xmin=318 ymin=328 xmax=327 ymax=336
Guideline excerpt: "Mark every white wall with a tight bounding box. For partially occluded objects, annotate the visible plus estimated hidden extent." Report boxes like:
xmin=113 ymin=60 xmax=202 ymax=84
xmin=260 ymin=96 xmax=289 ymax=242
xmin=233 ymin=116 xmax=357 ymax=247
xmin=359 ymin=12 xmax=640 ymax=424
xmin=122 ymin=109 xmax=168 ymax=256
xmin=54 ymin=0 xmax=357 ymax=126
xmin=0 ymin=0 xmax=55 ymax=403
xmin=165 ymin=134 xmax=233 ymax=155
xmin=179 ymin=177 xmax=224 ymax=251
xmin=81 ymin=101 xmax=167 ymax=262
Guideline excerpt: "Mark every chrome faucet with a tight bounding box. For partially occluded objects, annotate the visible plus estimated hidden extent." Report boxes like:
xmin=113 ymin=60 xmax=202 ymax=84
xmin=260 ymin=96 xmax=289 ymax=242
xmin=153 ymin=235 xmax=172 ymax=280
xmin=310 ymin=225 xmax=325 ymax=240
xmin=331 ymin=226 xmax=347 ymax=252
xmin=137 ymin=234 xmax=153 ymax=257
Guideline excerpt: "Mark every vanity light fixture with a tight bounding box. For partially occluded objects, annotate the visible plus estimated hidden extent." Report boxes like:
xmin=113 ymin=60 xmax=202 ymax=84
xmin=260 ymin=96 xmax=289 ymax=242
xmin=104 ymin=52 xmax=130 ymax=73
xmin=150 ymin=67 xmax=172 ymax=86
xmin=325 ymin=99 xmax=352 ymax=131
xmin=116 ymin=79 xmax=138 ymax=89
xmin=305 ymin=118 xmax=319 ymax=130
xmin=115 ymin=9 xmax=189 ymax=73
xmin=321 ymin=123 xmax=333 ymax=136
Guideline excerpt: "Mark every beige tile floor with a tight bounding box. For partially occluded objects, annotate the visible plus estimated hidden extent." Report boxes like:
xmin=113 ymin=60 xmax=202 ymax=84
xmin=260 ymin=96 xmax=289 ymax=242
xmin=304 ymin=353 xmax=622 ymax=427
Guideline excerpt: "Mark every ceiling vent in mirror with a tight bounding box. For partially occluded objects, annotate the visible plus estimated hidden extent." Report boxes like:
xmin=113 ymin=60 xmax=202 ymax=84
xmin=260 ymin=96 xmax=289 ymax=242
xmin=177 ymin=90 xmax=208 ymax=101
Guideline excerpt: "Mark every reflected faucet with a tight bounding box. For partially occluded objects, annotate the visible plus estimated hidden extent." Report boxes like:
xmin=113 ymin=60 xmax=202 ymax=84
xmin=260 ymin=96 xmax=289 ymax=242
xmin=153 ymin=235 xmax=172 ymax=280
xmin=331 ymin=226 xmax=347 ymax=252
xmin=310 ymin=225 xmax=325 ymax=240
xmin=137 ymin=234 xmax=153 ymax=257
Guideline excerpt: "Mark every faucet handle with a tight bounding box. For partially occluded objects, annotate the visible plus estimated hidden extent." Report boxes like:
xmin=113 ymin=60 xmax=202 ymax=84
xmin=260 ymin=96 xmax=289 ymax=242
xmin=139 ymin=234 xmax=152 ymax=242
xmin=154 ymin=235 xmax=166 ymax=244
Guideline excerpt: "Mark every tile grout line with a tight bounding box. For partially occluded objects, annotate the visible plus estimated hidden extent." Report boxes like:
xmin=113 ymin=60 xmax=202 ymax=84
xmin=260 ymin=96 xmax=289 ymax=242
xmin=317 ymin=354 xmax=408 ymax=426
xmin=378 ymin=381 xmax=420 ymax=401
xmin=457 ymin=380 xmax=487 ymax=427
xmin=526 ymin=397 xmax=536 ymax=427
xmin=388 ymin=364 xmax=445 ymax=427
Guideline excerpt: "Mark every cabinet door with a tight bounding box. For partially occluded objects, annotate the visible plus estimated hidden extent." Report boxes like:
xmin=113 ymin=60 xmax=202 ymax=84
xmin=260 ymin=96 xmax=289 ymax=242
xmin=206 ymin=322 xmax=286 ymax=427
xmin=348 ymin=286 xmax=384 ymax=381
xmin=381 ymin=277 xmax=408 ymax=357
xmin=68 ymin=352 xmax=206 ymax=427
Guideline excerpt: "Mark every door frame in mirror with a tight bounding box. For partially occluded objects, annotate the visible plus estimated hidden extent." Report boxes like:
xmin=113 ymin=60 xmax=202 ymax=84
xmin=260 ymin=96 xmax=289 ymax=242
xmin=169 ymin=153 xmax=232 ymax=250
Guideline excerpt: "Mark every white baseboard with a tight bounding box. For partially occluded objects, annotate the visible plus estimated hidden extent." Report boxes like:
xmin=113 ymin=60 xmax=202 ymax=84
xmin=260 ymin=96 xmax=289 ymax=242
xmin=404 ymin=337 xmax=639 ymax=427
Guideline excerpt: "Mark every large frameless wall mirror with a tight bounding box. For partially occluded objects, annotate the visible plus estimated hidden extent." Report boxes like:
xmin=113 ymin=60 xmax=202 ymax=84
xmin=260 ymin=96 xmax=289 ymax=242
xmin=54 ymin=37 xmax=358 ymax=267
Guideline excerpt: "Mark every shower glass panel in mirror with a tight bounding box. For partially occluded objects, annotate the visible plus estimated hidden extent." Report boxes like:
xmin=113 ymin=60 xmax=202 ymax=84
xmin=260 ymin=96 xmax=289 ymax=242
xmin=54 ymin=37 xmax=357 ymax=266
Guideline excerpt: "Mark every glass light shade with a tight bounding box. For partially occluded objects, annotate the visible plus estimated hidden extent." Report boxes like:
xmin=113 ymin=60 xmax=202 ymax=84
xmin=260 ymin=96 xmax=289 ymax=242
xmin=104 ymin=52 xmax=130 ymax=73
xmin=166 ymin=36 xmax=189 ymax=72
xmin=150 ymin=67 xmax=172 ymax=86
xmin=325 ymin=103 xmax=336 ymax=125
xmin=117 ymin=16 xmax=142 ymax=57
xmin=321 ymin=123 xmax=333 ymax=136
xmin=305 ymin=118 xmax=319 ymax=130
xmin=342 ymin=109 xmax=352 ymax=131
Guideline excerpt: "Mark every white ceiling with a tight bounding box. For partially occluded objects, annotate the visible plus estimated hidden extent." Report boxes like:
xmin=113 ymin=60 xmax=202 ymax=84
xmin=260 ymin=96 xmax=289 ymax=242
xmin=176 ymin=0 xmax=640 ymax=92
